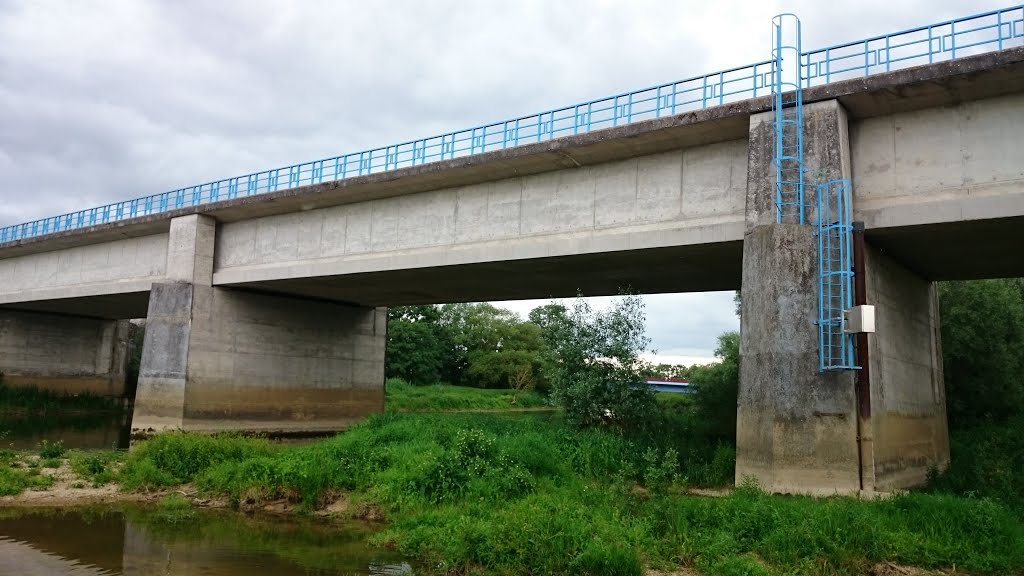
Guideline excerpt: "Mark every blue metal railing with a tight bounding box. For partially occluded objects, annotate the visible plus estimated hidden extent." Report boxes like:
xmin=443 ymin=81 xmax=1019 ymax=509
xmin=1 ymin=5 xmax=1022 ymax=244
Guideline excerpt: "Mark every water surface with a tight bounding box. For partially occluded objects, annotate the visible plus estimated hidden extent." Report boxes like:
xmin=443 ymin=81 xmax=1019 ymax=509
xmin=0 ymin=412 xmax=130 ymax=450
xmin=0 ymin=506 xmax=411 ymax=575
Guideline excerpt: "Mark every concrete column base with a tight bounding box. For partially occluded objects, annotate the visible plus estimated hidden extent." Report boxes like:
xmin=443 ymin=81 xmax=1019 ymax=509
xmin=0 ymin=309 xmax=129 ymax=397
xmin=862 ymin=243 xmax=949 ymax=491
xmin=132 ymin=283 xmax=386 ymax=435
xmin=737 ymin=224 xmax=860 ymax=495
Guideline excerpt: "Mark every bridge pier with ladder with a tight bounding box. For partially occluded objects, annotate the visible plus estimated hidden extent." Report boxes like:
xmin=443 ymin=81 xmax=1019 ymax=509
xmin=735 ymin=16 xmax=948 ymax=494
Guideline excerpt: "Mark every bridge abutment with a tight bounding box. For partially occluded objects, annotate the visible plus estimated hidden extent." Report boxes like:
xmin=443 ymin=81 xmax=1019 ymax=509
xmin=131 ymin=215 xmax=386 ymax=435
xmin=737 ymin=99 xmax=948 ymax=494
xmin=0 ymin=309 xmax=129 ymax=397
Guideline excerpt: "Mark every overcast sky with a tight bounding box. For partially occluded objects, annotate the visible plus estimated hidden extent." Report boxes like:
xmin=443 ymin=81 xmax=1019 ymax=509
xmin=0 ymin=0 xmax=1005 ymax=363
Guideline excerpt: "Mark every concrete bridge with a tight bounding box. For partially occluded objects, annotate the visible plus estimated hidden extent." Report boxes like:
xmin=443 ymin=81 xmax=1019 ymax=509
xmin=2 ymin=9 xmax=1024 ymax=493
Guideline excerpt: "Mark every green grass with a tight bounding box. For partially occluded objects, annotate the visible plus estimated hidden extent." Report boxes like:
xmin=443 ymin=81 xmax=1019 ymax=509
xmin=0 ymin=382 xmax=124 ymax=414
xmin=385 ymin=378 xmax=550 ymax=412
xmin=0 ymin=460 xmax=53 ymax=495
xmin=68 ymin=449 xmax=125 ymax=486
xmin=118 ymin=412 xmax=1024 ymax=575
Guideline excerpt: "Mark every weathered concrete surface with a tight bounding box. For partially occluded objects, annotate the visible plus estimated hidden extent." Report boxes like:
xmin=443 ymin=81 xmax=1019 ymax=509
xmin=737 ymin=100 xmax=860 ymax=495
xmin=0 ymin=309 xmax=129 ymax=397
xmin=739 ymin=98 xmax=952 ymax=494
xmin=132 ymin=283 xmax=386 ymax=434
xmin=737 ymin=225 xmax=859 ymax=495
xmin=133 ymin=214 xmax=387 ymax=434
xmin=0 ymin=233 xmax=167 ymax=310
xmin=212 ymin=143 xmax=748 ymax=304
xmin=853 ymin=91 xmax=1024 ymax=281
xmin=863 ymin=243 xmax=949 ymax=491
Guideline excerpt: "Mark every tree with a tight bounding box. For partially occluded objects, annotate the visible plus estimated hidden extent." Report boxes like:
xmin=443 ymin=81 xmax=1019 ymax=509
xmin=386 ymin=305 xmax=449 ymax=385
xmin=549 ymin=295 xmax=656 ymax=430
xmin=689 ymin=331 xmax=740 ymax=442
xmin=438 ymin=303 xmax=552 ymax=390
xmin=939 ymin=279 xmax=1024 ymax=426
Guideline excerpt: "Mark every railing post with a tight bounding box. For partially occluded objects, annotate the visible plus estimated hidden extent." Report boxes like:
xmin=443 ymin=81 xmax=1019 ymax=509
xmin=928 ymin=26 xmax=933 ymax=63
xmin=998 ymin=11 xmax=1003 ymax=50
xmin=864 ymin=39 xmax=869 ymax=76
xmin=885 ymin=35 xmax=890 ymax=72
xmin=951 ymin=20 xmax=957 ymax=59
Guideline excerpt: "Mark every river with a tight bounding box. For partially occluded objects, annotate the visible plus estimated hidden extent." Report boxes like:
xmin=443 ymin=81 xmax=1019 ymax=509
xmin=0 ymin=506 xmax=412 ymax=575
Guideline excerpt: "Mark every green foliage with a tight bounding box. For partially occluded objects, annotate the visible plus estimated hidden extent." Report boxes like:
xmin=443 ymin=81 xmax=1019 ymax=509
xmin=442 ymin=302 xmax=553 ymax=390
xmin=120 ymin=433 xmax=273 ymax=489
xmin=640 ymin=447 xmax=682 ymax=494
xmin=156 ymin=492 xmax=196 ymax=523
xmin=927 ymin=415 xmax=1024 ymax=515
xmin=707 ymin=555 xmax=770 ymax=576
xmin=386 ymin=305 xmax=449 ymax=385
xmin=40 ymin=457 xmax=62 ymax=469
xmin=0 ymin=463 xmax=53 ymax=495
xmin=115 ymin=412 xmax=1024 ymax=575
xmin=939 ymin=279 xmax=1024 ymax=426
xmin=550 ymin=295 xmax=657 ymax=430
xmin=386 ymin=378 xmax=548 ymax=412
xmin=689 ymin=331 xmax=740 ymax=442
xmin=69 ymin=449 xmax=123 ymax=486
xmin=643 ymin=363 xmax=691 ymax=380
xmin=386 ymin=303 xmax=554 ymax=391
xmin=38 ymin=439 xmax=65 ymax=459
xmin=569 ymin=542 xmax=643 ymax=576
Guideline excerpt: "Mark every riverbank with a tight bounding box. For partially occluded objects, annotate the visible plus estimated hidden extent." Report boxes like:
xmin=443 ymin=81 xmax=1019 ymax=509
xmin=3 ymin=412 xmax=1023 ymax=575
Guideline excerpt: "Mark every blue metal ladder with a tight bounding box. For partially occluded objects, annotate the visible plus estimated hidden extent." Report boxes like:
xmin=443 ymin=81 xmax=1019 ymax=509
xmin=772 ymin=14 xmax=858 ymax=372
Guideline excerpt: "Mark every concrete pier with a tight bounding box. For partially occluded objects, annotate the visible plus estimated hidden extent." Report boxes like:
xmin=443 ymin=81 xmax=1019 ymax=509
xmin=736 ymin=100 xmax=948 ymax=494
xmin=131 ymin=215 xmax=386 ymax=434
xmin=0 ymin=309 xmax=128 ymax=397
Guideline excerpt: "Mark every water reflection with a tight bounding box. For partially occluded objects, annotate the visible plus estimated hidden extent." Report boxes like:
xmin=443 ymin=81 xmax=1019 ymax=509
xmin=0 ymin=507 xmax=411 ymax=575
xmin=0 ymin=411 xmax=131 ymax=450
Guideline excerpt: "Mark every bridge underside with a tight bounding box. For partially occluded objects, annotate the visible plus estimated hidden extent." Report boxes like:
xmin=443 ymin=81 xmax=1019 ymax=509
xmin=2 ymin=214 xmax=1022 ymax=320
xmin=224 ymin=241 xmax=744 ymax=306
xmin=867 ymin=217 xmax=1024 ymax=281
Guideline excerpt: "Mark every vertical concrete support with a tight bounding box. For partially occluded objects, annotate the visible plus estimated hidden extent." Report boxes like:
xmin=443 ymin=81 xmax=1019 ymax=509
xmin=738 ymin=99 xmax=949 ymax=494
xmin=737 ymin=100 xmax=860 ymax=494
xmin=0 ymin=309 xmax=128 ymax=397
xmin=133 ymin=214 xmax=386 ymax=434
xmin=863 ymin=245 xmax=949 ymax=491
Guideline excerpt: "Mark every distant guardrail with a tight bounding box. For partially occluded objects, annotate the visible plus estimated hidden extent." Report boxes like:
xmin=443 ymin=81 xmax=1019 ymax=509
xmin=2 ymin=5 xmax=1022 ymax=243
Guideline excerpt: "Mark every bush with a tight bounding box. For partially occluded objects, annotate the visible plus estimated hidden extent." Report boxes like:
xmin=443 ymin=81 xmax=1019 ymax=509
xmin=38 ymin=439 xmax=66 ymax=459
xmin=69 ymin=450 xmax=123 ymax=486
xmin=939 ymin=279 xmax=1024 ymax=426
xmin=550 ymin=295 xmax=656 ymax=430
xmin=689 ymin=331 xmax=739 ymax=442
xmin=927 ymin=416 xmax=1024 ymax=515
xmin=120 ymin=433 xmax=272 ymax=489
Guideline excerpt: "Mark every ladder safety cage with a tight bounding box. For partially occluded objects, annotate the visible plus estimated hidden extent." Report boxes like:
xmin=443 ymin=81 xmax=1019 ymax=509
xmin=772 ymin=13 xmax=806 ymax=224
xmin=816 ymin=179 xmax=859 ymax=371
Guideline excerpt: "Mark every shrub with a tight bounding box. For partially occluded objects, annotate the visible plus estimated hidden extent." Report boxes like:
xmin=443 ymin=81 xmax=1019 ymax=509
xmin=551 ymin=295 xmax=656 ymax=430
xmin=38 ymin=439 xmax=65 ymax=459
xmin=120 ymin=433 xmax=271 ymax=489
